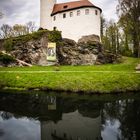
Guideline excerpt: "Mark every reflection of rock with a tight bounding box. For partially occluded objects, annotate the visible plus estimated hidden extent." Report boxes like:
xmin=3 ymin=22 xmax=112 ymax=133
xmin=41 ymin=110 xmax=101 ymax=140
xmin=78 ymin=101 xmax=102 ymax=118
xmin=0 ymin=93 xmax=102 ymax=122
xmin=0 ymin=93 xmax=62 ymax=122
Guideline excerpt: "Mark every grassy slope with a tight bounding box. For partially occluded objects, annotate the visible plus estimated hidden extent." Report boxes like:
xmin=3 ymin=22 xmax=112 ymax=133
xmin=0 ymin=57 xmax=140 ymax=93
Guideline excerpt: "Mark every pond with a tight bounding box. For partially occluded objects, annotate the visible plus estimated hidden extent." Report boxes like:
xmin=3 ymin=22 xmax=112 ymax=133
xmin=0 ymin=91 xmax=140 ymax=140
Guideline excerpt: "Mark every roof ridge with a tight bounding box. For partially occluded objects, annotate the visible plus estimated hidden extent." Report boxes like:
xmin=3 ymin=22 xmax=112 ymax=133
xmin=52 ymin=0 xmax=101 ymax=16
xmin=56 ymin=0 xmax=93 ymax=5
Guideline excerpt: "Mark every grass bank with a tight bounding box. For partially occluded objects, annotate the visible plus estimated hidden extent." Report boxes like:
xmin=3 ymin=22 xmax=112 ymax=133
xmin=0 ymin=57 xmax=140 ymax=94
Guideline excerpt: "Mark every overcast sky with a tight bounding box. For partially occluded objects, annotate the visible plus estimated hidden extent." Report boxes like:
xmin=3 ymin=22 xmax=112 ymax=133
xmin=0 ymin=0 xmax=118 ymax=27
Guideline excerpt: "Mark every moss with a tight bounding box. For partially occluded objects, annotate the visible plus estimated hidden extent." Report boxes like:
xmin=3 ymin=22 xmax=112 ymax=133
xmin=48 ymin=30 xmax=62 ymax=43
xmin=2 ymin=30 xmax=62 ymax=52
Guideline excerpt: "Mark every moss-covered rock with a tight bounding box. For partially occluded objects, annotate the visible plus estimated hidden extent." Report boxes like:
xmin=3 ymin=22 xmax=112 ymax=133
xmin=0 ymin=30 xmax=62 ymax=66
xmin=2 ymin=30 xmax=62 ymax=52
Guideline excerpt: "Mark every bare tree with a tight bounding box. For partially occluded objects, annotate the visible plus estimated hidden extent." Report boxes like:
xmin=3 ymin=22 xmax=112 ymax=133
xmin=101 ymin=14 xmax=106 ymax=40
xmin=0 ymin=24 xmax=13 ymax=38
xmin=0 ymin=22 xmax=37 ymax=39
xmin=26 ymin=21 xmax=36 ymax=33
xmin=13 ymin=24 xmax=28 ymax=36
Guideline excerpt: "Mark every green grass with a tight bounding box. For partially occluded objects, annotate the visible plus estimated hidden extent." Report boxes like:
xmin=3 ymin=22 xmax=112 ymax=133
xmin=0 ymin=57 xmax=140 ymax=93
xmin=0 ymin=57 xmax=138 ymax=72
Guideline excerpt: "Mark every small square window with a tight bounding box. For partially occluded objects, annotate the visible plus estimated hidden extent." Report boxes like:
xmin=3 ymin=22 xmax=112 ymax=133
xmin=77 ymin=10 xmax=80 ymax=16
xmin=85 ymin=9 xmax=89 ymax=15
xmin=95 ymin=10 xmax=98 ymax=15
xmin=63 ymin=5 xmax=68 ymax=9
xmin=70 ymin=12 xmax=73 ymax=17
xmin=63 ymin=13 xmax=66 ymax=18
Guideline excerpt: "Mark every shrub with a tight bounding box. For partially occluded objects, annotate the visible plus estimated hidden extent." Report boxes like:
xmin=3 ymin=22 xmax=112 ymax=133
xmin=0 ymin=53 xmax=16 ymax=64
xmin=48 ymin=30 xmax=62 ymax=43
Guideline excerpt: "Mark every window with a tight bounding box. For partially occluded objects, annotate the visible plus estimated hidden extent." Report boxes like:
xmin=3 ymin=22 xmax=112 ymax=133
xmin=77 ymin=10 xmax=80 ymax=16
xmin=70 ymin=12 xmax=73 ymax=17
xmin=63 ymin=5 xmax=68 ymax=9
xmin=53 ymin=16 xmax=56 ymax=21
xmin=95 ymin=10 xmax=98 ymax=15
xmin=85 ymin=9 xmax=89 ymax=15
xmin=63 ymin=13 xmax=66 ymax=18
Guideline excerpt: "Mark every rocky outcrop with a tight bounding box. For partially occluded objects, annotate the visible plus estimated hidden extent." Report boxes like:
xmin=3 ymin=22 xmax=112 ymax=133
xmin=78 ymin=34 xmax=100 ymax=43
xmin=0 ymin=31 xmax=120 ymax=66
xmin=0 ymin=30 xmax=62 ymax=66
xmin=10 ymin=36 xmax=48 ymax=66
xmin=57 ymin=37 xmax=120 ymax=65
xmin=57 ymin=38 xmax=101 ymax=65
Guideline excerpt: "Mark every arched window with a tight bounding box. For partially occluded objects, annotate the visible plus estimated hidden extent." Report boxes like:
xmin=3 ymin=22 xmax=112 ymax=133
xmin=95 ymin=10 xmax=98 ymax=15
xmin=85 ymin=9 xmax=89 ymax=15
xmin=63 ymin=13 xmax=66 ymax=18
xmin=70 ymin=12 xmax=73 ymax=17
xmin=77 ymin=10 xmax=80 ymax=16
xmin=53 ymin=16 xmax=56 ymax=21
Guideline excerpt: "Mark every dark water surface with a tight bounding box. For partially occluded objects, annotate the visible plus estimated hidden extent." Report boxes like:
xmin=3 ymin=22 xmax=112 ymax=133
xmin=0 ymin=91 xmax=140 ymax=140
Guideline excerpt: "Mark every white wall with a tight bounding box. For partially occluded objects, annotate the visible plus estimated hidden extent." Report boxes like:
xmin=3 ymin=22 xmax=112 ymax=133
xmin=52 ymin=7 xmax=101 ymax=42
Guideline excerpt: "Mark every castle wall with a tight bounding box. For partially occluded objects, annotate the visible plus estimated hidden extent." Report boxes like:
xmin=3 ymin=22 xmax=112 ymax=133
xmin=52 ymin=7 xmax=101 ymax=42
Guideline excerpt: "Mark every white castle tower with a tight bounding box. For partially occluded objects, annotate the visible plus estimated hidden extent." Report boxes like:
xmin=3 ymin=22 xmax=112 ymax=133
xmin=40 ymin=0 xmax=56 ymax=30
xmin=40 ymin=0 xmax=102 ymax=42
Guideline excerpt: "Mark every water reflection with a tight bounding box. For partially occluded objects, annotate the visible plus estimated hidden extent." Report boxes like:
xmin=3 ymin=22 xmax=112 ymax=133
xmin=0 ymin=92 xmax=140 ymax=140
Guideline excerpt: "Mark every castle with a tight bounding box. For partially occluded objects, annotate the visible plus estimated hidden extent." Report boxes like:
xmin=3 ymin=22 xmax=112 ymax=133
xmin=40 ymin=0 xmax=102 ymax=42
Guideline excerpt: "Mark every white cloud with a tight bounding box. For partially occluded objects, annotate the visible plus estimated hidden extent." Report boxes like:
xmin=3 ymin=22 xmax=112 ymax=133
xmin=92 ymin=0 xmax=118 ymax=21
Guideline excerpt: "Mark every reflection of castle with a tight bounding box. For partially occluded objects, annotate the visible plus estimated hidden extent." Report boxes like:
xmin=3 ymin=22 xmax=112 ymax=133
xmin=41 ymin=110 xmax=101 ymax=140
xmin=0 ymin=93 xmax=102 ymax=140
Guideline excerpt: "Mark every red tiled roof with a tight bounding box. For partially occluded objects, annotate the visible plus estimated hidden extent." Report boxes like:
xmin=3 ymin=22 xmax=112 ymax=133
xmin=51 ymin=0 xmax=102 ymax=16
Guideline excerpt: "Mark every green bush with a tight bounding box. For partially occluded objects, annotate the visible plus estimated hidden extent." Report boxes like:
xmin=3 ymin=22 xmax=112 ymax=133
xmin=3 ymin=38 xmax=13 ymax=52
xmin=0 ymin=53 xmax=16 ymax=64
xmin=48 ymin=30 xmax=62 ymax=43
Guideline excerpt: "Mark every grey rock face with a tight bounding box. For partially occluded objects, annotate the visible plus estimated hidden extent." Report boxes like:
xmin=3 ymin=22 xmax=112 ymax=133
xmin=57 ymin=38 xmax=100 ymax=65
xmin=10 ymin=36 xmax=49 ymax=66
xmin=0 ymin=33 xmax=119 ymax=66
xmin=78 ymin=34 xmax=100 ymax=43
